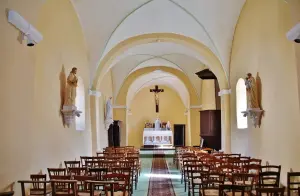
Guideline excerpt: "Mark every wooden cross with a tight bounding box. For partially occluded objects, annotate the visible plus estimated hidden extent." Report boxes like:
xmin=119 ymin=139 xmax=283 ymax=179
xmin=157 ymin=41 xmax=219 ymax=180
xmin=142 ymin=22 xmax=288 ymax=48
xmin=150 ymin=85 xmax=164 ymax=113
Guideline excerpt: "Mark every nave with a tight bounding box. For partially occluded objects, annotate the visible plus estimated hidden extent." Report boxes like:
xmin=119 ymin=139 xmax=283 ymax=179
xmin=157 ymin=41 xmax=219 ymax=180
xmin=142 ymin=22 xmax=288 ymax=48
xmin=14 ymin=147 xmax=185 ymax=196
xmin=7 ymin=146 xmax=300 ymax=196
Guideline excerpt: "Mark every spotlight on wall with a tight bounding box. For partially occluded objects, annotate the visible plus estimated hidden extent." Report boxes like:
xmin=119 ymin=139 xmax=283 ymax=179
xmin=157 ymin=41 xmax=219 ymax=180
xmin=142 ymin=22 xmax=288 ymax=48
xmin=286 ymin=22 xmax=300 ymax=44
xmin=7 ymin=9 xmax=43 ymax=47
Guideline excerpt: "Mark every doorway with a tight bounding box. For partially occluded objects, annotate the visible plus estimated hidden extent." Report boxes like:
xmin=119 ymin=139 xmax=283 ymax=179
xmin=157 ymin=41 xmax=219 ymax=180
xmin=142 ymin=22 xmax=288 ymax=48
xmin=174 ymin=124 xmax=185 ymax=146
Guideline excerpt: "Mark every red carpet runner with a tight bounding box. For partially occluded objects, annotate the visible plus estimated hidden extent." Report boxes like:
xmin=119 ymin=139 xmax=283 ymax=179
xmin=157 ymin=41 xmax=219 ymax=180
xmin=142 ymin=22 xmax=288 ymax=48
xmin=147 ymin=151 xmax=175 ymax=196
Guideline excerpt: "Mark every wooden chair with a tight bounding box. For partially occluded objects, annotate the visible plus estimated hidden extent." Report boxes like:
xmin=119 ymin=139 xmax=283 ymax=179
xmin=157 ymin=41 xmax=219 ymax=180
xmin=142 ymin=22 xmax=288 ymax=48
xmin=258 ymin=172 xmax=281 ymax=188
xmin=87 ymin=181 xmax=119 ymax=196
xmin=219 ymin=184 xmax=247 ymax=196
xmin=0 ymin=182 xmax=14 ymax=196
xmin=88 ymin=168 xmax=108 ymax=181
xmin=80 ymin=156 xmax=93 ymax=167
xmin=287 ymin=172 xmax=300 ymax=196
xmin=67 ymin=167 xmax=87 ymax=176
xmin=64 ymin=161 xmax=80 ymax=168
xmin=0 ymin=192 xmax=14 ymax=196
xmin=249 ymin=159 xmax=262 ymax=165
xmin=18 ymin=180 xmax=50 ymax=196
xmin=51 ymin=180 xmax=77 ymax=196
xmin=73 ymin=175 xmax=100 ymax=196
xmin=29 ymin=174 xmax=52 ymax=195
xmin=201 ymin=172 xmax=225 ymax=196
xmin=255 ymin=187 xmax=285 ymax=196
xmin=260 ymin=165 xmax=281 ymax=173
xmin=188 ymin=165 xmax=207 ymax=196
xmin=111 ymin=167 xmax=133 ymax=195
xmin=48 ymin=168 xmax=67 ymax=179
xmin=103 ymin=173 xmax=130 ymax=196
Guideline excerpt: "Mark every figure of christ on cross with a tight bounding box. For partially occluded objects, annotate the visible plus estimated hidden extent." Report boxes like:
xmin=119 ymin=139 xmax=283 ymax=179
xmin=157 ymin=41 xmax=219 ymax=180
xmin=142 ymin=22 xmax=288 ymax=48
xmin=150 ymin=85 xmax=164 ymax=113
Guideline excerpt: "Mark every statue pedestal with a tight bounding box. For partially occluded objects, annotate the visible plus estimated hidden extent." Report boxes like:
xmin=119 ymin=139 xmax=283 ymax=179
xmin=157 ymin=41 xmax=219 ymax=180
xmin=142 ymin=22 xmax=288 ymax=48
xmin=61 ymin=105 xmax=82 ymax=127
xmin=242 ymin=108 xmax=263 ymax=128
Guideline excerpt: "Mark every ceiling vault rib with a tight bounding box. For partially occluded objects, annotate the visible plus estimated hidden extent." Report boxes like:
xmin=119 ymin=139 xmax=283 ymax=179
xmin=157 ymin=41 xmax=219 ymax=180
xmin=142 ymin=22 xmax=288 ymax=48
xmin=227 ymin=2 xmax=247 ymax=87
xmin=97 ymin=0 xmax=154 ymax=61
xmin=114 ymin=53 xmax=201 ymax=100
xmin=168 ymin=0 xmax=222 ymax=62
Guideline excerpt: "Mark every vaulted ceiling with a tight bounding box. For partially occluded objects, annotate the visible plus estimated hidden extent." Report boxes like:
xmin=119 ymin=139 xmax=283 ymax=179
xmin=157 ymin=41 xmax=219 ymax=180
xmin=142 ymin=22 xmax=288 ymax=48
xmin=71 ymin=0 xmax=246 ymax=102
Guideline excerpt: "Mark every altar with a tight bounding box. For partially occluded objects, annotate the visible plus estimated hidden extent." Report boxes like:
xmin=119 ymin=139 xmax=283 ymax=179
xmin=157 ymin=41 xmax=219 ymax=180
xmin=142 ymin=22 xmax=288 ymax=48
xmin=143 ymin=128 xmax=173 ymax=146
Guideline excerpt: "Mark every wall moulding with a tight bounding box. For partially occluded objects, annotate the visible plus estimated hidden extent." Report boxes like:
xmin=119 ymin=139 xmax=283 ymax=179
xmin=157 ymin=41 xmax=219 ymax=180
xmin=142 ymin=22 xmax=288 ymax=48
xmin=113 ymin=105 xmax=127 ymax=109
xmin=218 ymin=89 xmax=231 ymax=96
xmin=89 ymin=90 xmax=101 ymax=97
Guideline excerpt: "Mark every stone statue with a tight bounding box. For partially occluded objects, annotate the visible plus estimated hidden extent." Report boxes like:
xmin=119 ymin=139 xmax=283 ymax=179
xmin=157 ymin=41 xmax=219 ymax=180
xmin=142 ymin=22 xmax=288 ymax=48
xmin=166 ymin=121 xmax=171 ymax=130
xmin=245 ymin=73 xmax=259 ymax=108
xmin=61 ymin=67 xmax=81 ymax=127
xmin=154 ymin=117 xmax=161 ymax=130
xmin=64 ymin=67 xmax=78 ymax=106
xmin=105 ymin=97 xmax=114 ymax=130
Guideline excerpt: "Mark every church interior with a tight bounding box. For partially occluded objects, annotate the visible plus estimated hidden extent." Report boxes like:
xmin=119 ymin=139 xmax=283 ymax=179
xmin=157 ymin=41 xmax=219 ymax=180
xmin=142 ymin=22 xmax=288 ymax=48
xmin=1 ymin=0 xmax=300 ymax=195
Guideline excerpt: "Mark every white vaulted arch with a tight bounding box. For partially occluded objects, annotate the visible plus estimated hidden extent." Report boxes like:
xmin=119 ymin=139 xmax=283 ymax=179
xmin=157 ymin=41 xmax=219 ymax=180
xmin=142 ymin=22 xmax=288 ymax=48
xmin=126 ymin=70 xmax=190 ymax=108
xmin=102 ymin=0 xmax=219 ymax=63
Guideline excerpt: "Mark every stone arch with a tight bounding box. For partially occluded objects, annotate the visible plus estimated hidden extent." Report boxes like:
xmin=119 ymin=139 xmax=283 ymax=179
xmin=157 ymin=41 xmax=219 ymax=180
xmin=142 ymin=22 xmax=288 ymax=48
xmin=116 ymin=67 xmax=194 ymax=146
xmin=92 ymin=33 xmax=231 ymax=152
xmin=115 ymin=66 xmax=199 ymax=106
xmin=91 ymin=33 xmax=228 ymax=91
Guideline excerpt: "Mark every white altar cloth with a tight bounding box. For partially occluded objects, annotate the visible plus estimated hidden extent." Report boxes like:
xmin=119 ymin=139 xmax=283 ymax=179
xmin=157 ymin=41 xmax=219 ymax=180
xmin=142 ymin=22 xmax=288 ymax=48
xmin=143 ymin=129 xmax=173 ymax=145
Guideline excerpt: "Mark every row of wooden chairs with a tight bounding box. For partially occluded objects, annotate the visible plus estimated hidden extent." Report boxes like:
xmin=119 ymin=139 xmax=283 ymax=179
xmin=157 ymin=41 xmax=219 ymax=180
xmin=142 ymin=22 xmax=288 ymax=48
xmin=176 ymin=147 xmax=300 ymax=196
xmin=18 ymin=173 xmax=129 ymax=196
xmin=17 ymin=147 xmax=141 ymax=196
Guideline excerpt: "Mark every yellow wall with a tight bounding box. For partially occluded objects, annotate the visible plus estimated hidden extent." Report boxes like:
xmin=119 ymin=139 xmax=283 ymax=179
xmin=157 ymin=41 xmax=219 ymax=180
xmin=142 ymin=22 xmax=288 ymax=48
xmin=128 ymin=86 xmax=187 ymax=147
xmin=230 ymin=0 xmax=300 ymax=183
xmin=0 ymin=0 xmax=91 ymax=192
xmin=201 ymin=80 xmax=216 ymax=110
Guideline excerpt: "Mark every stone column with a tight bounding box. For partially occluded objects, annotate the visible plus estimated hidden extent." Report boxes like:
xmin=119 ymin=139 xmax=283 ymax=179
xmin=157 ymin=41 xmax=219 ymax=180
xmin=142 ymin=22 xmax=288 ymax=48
xmin=219 ymin=89 xmax=231 ymax=153
xmin=89 ymin=90 xmax=101 ymax=155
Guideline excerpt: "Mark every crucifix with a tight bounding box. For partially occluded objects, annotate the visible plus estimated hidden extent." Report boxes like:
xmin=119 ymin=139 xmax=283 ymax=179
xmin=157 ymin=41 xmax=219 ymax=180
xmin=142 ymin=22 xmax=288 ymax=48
xmin=150 ymin=85 xmax=164 ymax=113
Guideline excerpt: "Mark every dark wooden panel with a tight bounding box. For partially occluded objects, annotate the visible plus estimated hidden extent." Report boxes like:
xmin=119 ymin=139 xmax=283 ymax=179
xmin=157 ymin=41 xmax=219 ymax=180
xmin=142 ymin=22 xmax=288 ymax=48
xmin=108 ymin=120 xmax=121 ymax=147
xmin=200 ymin=110 xmax=221 ymax=150
xmin=174 ymin=124 xmax=185 ymax=146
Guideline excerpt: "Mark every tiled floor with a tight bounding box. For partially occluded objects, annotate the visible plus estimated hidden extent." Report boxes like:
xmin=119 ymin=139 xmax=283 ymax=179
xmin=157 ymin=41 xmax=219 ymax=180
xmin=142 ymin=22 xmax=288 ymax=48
xmin=133 ymin=150 xmax=187 ymax=196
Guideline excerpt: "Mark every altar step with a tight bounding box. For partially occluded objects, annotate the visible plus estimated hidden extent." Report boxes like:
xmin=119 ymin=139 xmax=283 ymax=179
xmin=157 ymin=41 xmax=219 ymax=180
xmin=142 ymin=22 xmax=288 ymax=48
xmin=139 ymin=146 xmax=175 ymax=158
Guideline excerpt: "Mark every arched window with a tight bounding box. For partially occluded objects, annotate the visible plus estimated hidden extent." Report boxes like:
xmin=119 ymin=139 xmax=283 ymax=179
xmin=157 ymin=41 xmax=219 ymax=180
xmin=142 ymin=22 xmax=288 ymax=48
xmin=75 ymin=77 xmax=85 ymax=131
xmin=236 ymin=78 xmax=248 ymax=129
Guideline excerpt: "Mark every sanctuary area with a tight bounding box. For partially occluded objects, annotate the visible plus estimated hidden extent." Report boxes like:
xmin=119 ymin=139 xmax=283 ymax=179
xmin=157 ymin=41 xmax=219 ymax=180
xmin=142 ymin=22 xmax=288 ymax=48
xmin=1 ymin=0 xmax=300 ymax=195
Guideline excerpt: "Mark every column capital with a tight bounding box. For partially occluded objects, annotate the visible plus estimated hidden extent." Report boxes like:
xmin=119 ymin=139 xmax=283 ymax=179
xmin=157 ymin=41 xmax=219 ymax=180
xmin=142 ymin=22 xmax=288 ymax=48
xmin=218 ymin=89 xmax=231 ymax=96
xmin=112 ymin=105 xmax=127 ymax=109
xmin=89 ymin=90 xmax=101 ymax=97
xmin=189 ymin=105 xmax=202 ymax=109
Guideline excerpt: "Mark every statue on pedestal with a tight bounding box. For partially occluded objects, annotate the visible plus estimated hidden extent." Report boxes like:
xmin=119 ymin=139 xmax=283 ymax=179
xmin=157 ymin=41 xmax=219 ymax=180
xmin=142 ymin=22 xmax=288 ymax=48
xmin=154 ymin=117 xmax=161 ymax=130
xmin=166 ymin=121 xmax=171 ymax=130
xmin=61 ymin=67 xmax=82 ymax=127
xmin=242 ymin=73 xmax=263 ymax=127
xmin=245 ymin=73 xmax=259 ymax=109
xmin=65 ymin=67 xmax=78 ymax=106
xmin=105 ymin=97 xmax=114 ymax=130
